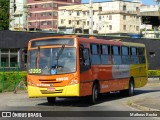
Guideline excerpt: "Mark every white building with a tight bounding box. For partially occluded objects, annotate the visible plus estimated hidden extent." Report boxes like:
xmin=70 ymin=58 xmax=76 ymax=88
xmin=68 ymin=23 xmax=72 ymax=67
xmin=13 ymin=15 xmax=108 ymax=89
xmin=58 ymin=0 xmax=141 ymax=34
xmin=10 ymin=0 xmax=27 ymax=31
xmin=140 ymin=4 xmax=160 ymax=38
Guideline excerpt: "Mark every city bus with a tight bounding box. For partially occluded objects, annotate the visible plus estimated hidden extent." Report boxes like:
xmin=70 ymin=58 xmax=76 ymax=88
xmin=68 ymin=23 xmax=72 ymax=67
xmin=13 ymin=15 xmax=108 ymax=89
xmin=27 ymin=35 xmax=148 ymax=104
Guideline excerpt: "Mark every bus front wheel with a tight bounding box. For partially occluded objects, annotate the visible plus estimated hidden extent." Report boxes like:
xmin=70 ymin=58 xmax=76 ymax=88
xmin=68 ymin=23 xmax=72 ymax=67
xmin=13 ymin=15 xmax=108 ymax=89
xmin=90 ymin=83 xmax=99 ymax=104
xmin=47 ymin=97 xmax=56 ymax=104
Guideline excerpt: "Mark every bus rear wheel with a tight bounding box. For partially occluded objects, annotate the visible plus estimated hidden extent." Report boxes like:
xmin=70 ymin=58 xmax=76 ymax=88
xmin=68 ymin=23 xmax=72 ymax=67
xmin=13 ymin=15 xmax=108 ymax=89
xmin=47 ymin=97 xmax=56 ymax=104
xmin=90 ymin=83 xmax=99 ymax=104
xmin=128 ymin=80 xmax=134 ymax=96
xmin=120 ymin=79 xmax=134 ymax=97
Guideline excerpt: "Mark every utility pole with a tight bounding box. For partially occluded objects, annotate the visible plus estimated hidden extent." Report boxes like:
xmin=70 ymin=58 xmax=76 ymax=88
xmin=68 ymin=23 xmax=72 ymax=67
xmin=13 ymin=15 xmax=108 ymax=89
xmin=89 ymin=0 xmax=93 ymax=34
xmin=35 ymin=13 xmax=38 ymax=31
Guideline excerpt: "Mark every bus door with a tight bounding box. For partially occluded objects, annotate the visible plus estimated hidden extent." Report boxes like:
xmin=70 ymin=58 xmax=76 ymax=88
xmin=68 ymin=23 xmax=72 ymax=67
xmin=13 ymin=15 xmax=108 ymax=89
xmin=79 ymin=44 xmax=92 ymax=96
xmin=79 ymin=44 xmax=91 ymax=73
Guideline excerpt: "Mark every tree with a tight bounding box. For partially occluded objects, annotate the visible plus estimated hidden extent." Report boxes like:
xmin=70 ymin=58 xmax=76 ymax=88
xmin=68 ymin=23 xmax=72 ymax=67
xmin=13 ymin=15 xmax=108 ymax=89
xmin=0 ymin=0 xmax=9 ymax=30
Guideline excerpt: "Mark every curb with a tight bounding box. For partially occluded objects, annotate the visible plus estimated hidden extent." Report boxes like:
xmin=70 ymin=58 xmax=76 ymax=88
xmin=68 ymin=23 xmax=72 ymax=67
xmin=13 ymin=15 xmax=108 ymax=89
xmin=128 ymin=102 xmax=160 ymax=111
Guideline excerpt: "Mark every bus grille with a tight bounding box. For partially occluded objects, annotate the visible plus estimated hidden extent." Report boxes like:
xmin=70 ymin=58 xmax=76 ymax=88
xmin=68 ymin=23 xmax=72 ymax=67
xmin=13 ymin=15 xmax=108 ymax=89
xmin=40 ymin=89 xmax=63 ymax=94
xmin=39 ymin=79 xmax=62 ymax=84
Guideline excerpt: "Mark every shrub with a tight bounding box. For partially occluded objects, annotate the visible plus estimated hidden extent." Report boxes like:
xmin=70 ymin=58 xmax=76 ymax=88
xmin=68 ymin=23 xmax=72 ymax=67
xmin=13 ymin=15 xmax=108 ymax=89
xmin=148 ymin=70 xmax=160 ymax=77
xmin=0 ymin=71 xmax=27 ymax=92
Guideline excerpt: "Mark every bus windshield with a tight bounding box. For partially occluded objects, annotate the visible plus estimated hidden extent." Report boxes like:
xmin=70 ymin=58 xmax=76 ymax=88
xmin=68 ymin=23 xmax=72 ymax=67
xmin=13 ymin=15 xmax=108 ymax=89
xmin=28 ymin=47 xmax=76 ymax=75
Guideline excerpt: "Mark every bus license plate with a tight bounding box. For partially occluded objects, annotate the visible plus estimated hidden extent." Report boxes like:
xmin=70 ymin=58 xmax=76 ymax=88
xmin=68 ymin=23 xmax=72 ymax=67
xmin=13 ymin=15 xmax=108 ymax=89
xmin=47 ymin=87 xmax=55 ymax=92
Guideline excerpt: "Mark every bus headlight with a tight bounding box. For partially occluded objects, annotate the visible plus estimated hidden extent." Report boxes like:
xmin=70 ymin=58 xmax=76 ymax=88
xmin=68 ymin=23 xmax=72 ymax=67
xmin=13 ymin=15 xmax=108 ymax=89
xmin=70 ymin=79 xmax=78 ymax=85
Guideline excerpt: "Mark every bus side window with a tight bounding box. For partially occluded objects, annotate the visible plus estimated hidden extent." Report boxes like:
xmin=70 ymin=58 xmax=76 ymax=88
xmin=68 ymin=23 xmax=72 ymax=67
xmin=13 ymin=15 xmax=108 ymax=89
xmin=130 ymin=47 xmax=139 ymax=64
xmin=138 ymin=47 xmax=146 ymax=64
xmin=122 ymin=46 xmax=130 ymax=64
xmin=112 ymin=46 xmax=122 ymax=65
xmin=91 ymin=44 xmax=100 ymax=65
xmin=101 ymin=44 xmax=111 ymax=64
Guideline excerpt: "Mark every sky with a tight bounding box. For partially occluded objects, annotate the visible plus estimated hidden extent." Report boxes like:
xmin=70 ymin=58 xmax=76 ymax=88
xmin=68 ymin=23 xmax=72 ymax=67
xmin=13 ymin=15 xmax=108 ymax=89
xmin=82 ymin=0 xmax=157 ymax=5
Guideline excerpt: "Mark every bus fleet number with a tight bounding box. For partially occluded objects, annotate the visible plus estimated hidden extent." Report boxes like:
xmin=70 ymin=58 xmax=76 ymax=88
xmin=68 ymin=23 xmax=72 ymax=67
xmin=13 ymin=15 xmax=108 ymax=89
xmin=29 ymin=69 xmax=42 ymax=74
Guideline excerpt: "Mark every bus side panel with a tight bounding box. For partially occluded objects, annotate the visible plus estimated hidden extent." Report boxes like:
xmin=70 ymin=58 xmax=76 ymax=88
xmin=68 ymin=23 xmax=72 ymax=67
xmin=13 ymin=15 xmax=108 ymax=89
xmin=130 ymin=64 xmax=148 ymax=88
xmin=79 ymin=65 xmax=131 ymax=96
xmin=98 ymin=65 xmax=112 ymax=93
xmin=79 ymin=69 xmax=93 ymax=96
xmin=99 ymin=78 xmax=129 ymax=93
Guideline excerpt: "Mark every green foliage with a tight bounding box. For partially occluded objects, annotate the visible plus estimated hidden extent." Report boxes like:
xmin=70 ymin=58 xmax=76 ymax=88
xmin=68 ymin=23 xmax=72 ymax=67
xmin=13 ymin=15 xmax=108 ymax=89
xmin=0 ymin=71 xmax=27 ymax=92
xmin=0 ymin=0 xmax=9 ymax=30
xmin=148 ymin=70 xmax=160 ymax=77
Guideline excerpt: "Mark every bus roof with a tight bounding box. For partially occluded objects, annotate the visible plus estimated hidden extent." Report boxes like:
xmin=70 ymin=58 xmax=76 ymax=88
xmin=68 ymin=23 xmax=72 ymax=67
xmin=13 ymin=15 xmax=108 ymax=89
xmin=29 ymin=35 xmax=145 ymax=47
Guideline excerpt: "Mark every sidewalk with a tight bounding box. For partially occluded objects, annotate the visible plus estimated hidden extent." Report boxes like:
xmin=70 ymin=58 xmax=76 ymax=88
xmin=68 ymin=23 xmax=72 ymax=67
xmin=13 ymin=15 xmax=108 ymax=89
xmin=132 ymin=79 xmax=160 ymax=111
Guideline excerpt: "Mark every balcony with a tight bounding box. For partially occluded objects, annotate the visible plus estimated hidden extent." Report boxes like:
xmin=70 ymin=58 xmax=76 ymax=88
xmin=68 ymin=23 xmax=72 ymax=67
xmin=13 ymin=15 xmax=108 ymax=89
xmin=99 ymin=10 xmax=140 ymax=15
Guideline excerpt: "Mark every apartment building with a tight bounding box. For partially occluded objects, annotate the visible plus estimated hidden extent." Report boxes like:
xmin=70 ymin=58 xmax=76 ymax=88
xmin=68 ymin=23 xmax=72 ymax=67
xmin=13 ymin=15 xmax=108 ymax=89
xmin=26 ymin=0 xmax=81 ymax=32
xmin=58 ymin=0 xmax=141 ymax=34
xmin=9 ymin=0 xmax=27 ymax=31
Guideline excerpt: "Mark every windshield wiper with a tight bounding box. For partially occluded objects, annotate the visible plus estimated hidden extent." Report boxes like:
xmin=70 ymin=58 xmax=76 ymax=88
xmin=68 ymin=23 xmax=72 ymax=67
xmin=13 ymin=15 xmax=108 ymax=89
xmin=35 ymin=46 xmax=40 ymax=68
xmin=55 ymin=45 xmax=65 ymax=68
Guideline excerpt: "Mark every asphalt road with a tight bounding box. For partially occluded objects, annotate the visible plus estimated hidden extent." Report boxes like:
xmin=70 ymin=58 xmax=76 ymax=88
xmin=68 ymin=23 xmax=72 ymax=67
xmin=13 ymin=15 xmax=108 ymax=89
xmin=0 ymin=79 xmax=160 ymax=120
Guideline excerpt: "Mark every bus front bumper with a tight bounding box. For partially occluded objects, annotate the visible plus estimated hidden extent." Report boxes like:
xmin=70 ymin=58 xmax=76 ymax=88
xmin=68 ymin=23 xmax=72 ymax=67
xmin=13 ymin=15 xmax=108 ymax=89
xmin=28 ymin=84 xmax=80 ymax=98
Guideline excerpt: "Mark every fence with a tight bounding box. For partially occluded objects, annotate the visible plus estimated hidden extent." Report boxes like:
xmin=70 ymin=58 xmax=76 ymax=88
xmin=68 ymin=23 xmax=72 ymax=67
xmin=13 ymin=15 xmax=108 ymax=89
xmin=0 ymin=62 xmax=27 ymax=93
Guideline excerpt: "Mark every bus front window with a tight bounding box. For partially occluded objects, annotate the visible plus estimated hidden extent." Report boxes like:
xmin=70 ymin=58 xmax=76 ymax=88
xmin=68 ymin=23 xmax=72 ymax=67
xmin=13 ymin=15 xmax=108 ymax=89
xmin=28 ymin=48 xmax=76 ymax=75
xmin=51 ymin=48 xmax=76 ymax=74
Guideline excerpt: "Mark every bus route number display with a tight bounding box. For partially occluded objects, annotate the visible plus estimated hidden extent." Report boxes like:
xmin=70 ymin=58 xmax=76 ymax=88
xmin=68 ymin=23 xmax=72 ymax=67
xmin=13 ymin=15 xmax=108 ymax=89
xmin=29 ymin=69 xmax=42 ymax=74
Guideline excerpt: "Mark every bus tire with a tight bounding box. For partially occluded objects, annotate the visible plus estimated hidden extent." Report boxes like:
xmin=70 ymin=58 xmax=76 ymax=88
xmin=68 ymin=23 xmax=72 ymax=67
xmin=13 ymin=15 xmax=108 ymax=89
xmin=128 ymin=79 xmax=134 ymax=96
xmin=120 ymin=79 xmax=134 ymax=97
xmin=90 ymin=83 xmax=99 ymax=104
xmin=47 ymin=97 xmax=56 ymax=104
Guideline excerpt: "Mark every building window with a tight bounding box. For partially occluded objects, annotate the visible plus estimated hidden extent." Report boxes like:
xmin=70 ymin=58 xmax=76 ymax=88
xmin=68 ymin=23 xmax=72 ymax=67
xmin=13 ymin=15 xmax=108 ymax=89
xmin=53 ymin=3 xmax=57 ymax=8
xmin=47 ymin=21 xmax=52 ymax=25
xmin=109 ymin=25 xmax=112 ymax=30
xmin=123 ymin=5 xmax=126 ymax=11
xmin=28 ymin=5 xmax=32 ymax=9
xmin=28 ymin=13 xmax=32 ymax=18
xmin=41 ymin=21 xmax=52 ymax=26
xmin=123 ymin=15 xmax=126 ymax=20
xmin=149 ymin=52 xmax=155 ymax=58
xmin=61 ymin=19 xmax=64 ymax=24
xmin=83 ymin=11 xmax=86 ymax=16
xmin=99 ymin=16 xmax=101 ymax=20
xmin=41 ymin=4 xmax=45 ymax=8
xmin=99 ymin=7 xmax=102 ymax=11
xmin=123 ymin=25 xmax=126 ymax=30
xmin=69 ymin=11 xmax=72 ymax=15
xmin=28 ymin=22 xmax=32 ymax=26
xmin=109 ymin=15 xmax=112 ymax=20
xmin=35 ymin=13 xmax=38 ymax=17
xmin=77 ymin=21 xmax=79 ymax=25
xmin=77 ymin=11 xmax=80 ymax=16
xmin=136 ymin=16 xmax=139 ymax=20
xmin=0 ymin=49 xmax=18 ymax=68
xmin=87 ymin=21 xmax=89 ymax=26
xmin=136 ymin=26 xmax=139 ymax=31
xmin=136 ymin=7 xmax=139 ymax=12
xmin=69 ymin=20 xmax=71 ymax=24
xmin=53 ymin=12 xmax=57 ymax=16
xmin=45 ymin=3 xmax=50 ymax=7
xmin=35 ymin=4 xmax=38 ymax=8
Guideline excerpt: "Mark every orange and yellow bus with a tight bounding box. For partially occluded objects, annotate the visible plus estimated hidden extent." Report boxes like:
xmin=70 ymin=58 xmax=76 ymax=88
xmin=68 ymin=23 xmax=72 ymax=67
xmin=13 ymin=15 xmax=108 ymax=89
xmin=27 ymin=35 xmax=148 ymax=104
